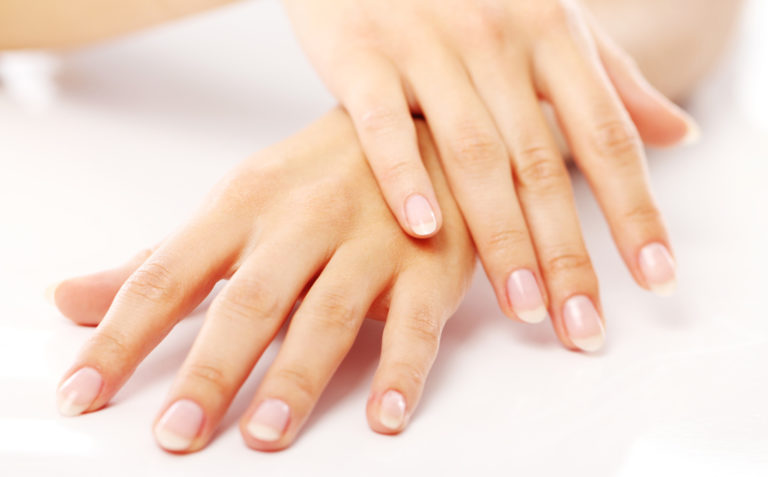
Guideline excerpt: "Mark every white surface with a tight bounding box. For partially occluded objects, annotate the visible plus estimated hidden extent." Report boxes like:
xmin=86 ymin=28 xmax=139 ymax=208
xmin=1 ymin=1 xmax=767 ymax=476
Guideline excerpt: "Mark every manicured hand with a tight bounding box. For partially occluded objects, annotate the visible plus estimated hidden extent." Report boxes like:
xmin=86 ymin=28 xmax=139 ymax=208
xmin=284 ymin=0 xmax=687 ymax=347
xmin=50 ymin=109 xmax=475 ymax=453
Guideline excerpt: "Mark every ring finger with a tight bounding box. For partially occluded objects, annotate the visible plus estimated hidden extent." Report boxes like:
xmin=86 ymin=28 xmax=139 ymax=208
xmin=152 ymin=228 xmax=331 ymax=452
xmin=406 ymin=40 xmax=548 ymax=324
xmin=240 ymin=240 xmax=393 ymax=451
xmin=468 ymin=53 xmax=605 ymax=351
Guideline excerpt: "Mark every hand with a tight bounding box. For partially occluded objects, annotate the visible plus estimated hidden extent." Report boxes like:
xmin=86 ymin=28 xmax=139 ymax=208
xmin=51 ymin=109 xmax=475 ymax=453
xmin=284 ymin=0 xmax=685 ymax=348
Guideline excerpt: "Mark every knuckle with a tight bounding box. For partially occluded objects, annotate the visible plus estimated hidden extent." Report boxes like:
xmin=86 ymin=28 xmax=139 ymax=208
xmin=457 ymin=8 xmax=506 ymax=50
xmin=89 ymin=330 xmax=131 ymax=362
xmin=515 ymin=147 xmax=568 ymax=193
xmin=213 ymin=276 xmax=281 ymax=323
xmin=622 ymin=203 xmax=661 ymax=225
xmin=183 ymin=362 xmax=229 ymax=394
xmin=389 ymin=360 xmax=428 ymax=391
xmin=272 ymin=366 xmax=317 ymax=404
xmin=403 ymin=304 xmax=443 ymax=352
xmin=527 ymin=0 xmax=572 ymax=32
xmin=544 ymin=249 xmax=593 ymax=274
xmin=590 ymin=119 xmax=642 ymax=159
xmin=211 ymin=163 xmax=278 ymax=208
xmin=448 ymin=126 xmax=505 ymax=174
xmin=293 ymin=182 xmax=357 ymax=229
xmin=378 ymin=158 xmax=416 ymax=187
xmin=308 ymin=291 xmax=360 ymax=336
xmin=121 ymin=261 xmax=180 ymax=305
xmin=533 ymin=1 xmax=576 ymax=33
xmin=357 ymin=105 xmax=406 ymax=137
xmin=484 ymin=227 xmax=530 ymax=253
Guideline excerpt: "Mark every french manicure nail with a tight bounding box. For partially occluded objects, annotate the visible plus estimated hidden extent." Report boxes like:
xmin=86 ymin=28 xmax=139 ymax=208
xmin=563 ymin=295 xmax=605 ymax=352
xmin=405 ymin=194 xmax=437 ymax=237
xmin=379 ymin=390 xmax=406 ymax=431
xmin=247 ymin=398 xmax=290 ymax=442
xmin=44 ymin=281 xmax=60 ymax=305
xmin=506 ymin=269 xmax=547 ymax=324
xmin=638 ymin=242 xmax=677 ymax=296
xmin=680 ymin=114 xmax=701 ymax=146
xmin=57 ymin=367 xmax=103 ymax=416
xmin=154 ymin=399 xmax=204 ymax=451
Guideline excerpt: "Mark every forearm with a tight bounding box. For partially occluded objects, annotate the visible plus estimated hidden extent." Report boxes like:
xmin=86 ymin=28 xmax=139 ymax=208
xmin=0 ymin=0 xmax=241 ymax=50
xmin=585 ymin=0 xmax=744 ymax=101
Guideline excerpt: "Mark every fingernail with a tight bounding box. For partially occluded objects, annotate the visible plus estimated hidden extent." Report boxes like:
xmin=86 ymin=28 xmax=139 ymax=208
xmin=246 ymin=398 xmax=290 ymax=442
xmin=154 ymin=399 xmax=204 ymax=451
xmin=379 ymin=390 xmax=406 ymax=431
xmin=44 ymin=281 xmax=60 ymax=305
xmin=57 ymin=367 xmax=103 ymax=416
xmin=638 ymin=242 xmax=677 ymax=296
xmin=563 ymin=295 xmax=605 ymax=353
xmin=680 ymin=114 xmax=701 ymax=146
xmin=506 ymin=269 xmax=547 ymax=324
xmin=404 ymin=194 xmax=437 ymax=237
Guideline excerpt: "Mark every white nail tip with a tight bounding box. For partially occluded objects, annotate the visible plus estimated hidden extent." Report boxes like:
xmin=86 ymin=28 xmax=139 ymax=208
xmin=572 ymin=335 xmax=605 ymax=353
xmin=247 ymin=423 xmax=281 ymax=442
xmin=154 ymin=428 xmax=193 ymax=451
xmin=516 ymin=306 xmax=548 ymax=324
xmin=44 ymin=282 xmax=59 ymax=305
xmin=681 ymin=118 xmax=701 ymax=146
xmin=57 ymin=391 xmax=88 ymax=417
xmin=380 ymin=413 xmax=403 ymax=431
xmin=411 ymin=217 xmax=437 ymax=237
xmin=650 ymin=280 xmax=678 ymax=297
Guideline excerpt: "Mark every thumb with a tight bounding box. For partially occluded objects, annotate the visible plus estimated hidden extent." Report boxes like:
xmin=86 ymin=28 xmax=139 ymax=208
xmin=47 ymin=248 xmax=152 ymax=326
xmin=593 ymin=24 xmax=700 ymax=148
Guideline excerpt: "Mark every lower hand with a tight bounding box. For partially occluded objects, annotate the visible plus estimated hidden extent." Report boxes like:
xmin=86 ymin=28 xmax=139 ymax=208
xmin=50 ymin=109 xmax=475 ymax=453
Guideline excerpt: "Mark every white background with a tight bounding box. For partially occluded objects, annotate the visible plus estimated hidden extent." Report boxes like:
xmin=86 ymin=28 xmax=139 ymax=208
xmin=0 ymin=1 xmax=766 ymax=475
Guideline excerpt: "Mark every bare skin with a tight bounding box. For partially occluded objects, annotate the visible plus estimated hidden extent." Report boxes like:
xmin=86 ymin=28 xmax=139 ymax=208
xmin=53 ymin=111 xmax=476 ymax=452
xmin=2 ymin=1 xmax=743 ymax=331
xmin=4 ymin=0 xmax=743 ymax=453
xmin=0 ymin=0 xmax=742 ymax=100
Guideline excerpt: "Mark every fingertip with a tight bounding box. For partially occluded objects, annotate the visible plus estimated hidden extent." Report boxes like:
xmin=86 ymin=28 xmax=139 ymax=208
xmin=240 ymin=398 xmax=293 ymax=452
xmin=51 ymin=276 xmax=113 ymax=326
xmin=367 ymin=389 xmax=408 ymax=435
xmin=56 ymin=367 xmax=103 ymax=417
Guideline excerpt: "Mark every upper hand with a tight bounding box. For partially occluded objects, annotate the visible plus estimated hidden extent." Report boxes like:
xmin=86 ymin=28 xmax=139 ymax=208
xmin=284 ymin=0 xmax=685 ymax=348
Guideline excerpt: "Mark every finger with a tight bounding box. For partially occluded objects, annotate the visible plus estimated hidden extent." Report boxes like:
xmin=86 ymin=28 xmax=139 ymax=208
xmin=535 ymin=28 xmax=678 ymax=296
xmin=366 ymin=270 xmax=453 ymax=434
xmin=240 ymin=242 xmax=392 ymax=451
xmin=48 ymin=248 xmax=152 ymax=326
xmin=464 ymin=53 xmax=604 ymax=351
xmin=152 ymin=231 xmax=330 ymax=453
xmin=337 ymin=52 xmax=442 ymax=238
xmin=55 ymin=218 xmax=240 ymax=417
xmin=591 ymin=23 xmax=700 ymax=147
xmin=406 ymin=43 xmax=548 ymax=323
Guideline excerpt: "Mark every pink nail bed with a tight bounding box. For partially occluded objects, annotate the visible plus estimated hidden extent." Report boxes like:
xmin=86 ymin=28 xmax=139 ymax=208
xmin=379 ymin=390 xmax=406 ymax=430
xmin=154 ymin=399 xmax=204 ymax=451
xmin=404 ymin=194 xmax=437 ymax=237
xmin=247 ymin=398 xmax=290 ymax=442
xmin=563 ymin=295 xmax=605 ymax=352
xmin=506 ymin=269 xmax=547 ymax=324
xmin=638 ymin=242 xmax=677 ymax=296
xmin=57 ymin=367 xmax=102 ymax=417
